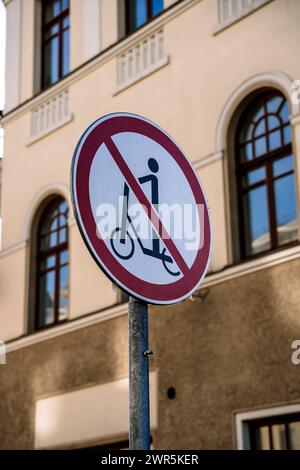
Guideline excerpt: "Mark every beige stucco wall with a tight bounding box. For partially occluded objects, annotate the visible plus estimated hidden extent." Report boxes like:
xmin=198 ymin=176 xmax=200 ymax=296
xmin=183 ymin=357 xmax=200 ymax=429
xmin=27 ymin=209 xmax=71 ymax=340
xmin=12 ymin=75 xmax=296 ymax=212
xmin=70 ymin=0 xmax=84 ymax=70
xmin=2 ymin=0 xmax=300 ymax=341
xmin=20 ymin=0 xmax=35 ymax=103
xmin=1 ymin=0 xmax=300 ymax=451
xmin=1 ymin=260 xmax=300 ymax=449
xmin=0 ymin=249 xmax=26 ymax=340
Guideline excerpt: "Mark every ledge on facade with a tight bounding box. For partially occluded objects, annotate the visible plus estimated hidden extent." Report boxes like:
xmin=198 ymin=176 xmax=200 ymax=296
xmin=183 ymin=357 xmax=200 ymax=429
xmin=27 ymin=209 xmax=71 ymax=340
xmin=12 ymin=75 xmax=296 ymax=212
xmin=5 ymin=244 xmax=300 ymax=352
xmin=6 ymin=302 xmax=128 ymax=353
xmin=200 ymin=243 xmax=300 ymax=290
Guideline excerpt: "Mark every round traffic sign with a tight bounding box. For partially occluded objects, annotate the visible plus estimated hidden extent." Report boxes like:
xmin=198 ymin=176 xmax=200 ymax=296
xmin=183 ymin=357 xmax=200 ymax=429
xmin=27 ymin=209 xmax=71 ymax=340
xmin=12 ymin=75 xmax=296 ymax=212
xmin=71 ymin=113 xmax=211 ymax=304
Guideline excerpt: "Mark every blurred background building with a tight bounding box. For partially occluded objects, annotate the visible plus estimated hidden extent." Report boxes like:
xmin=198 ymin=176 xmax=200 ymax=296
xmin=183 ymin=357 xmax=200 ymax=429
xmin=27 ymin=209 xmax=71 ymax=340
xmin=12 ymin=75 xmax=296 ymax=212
xmin=1 ymin=0 xmax=300 ymax=450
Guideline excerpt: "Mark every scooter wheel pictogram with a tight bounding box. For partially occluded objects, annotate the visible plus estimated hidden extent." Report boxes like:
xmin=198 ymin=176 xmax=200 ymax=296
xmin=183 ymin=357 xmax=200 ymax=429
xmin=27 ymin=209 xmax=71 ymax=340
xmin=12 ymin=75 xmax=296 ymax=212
xmin=110 ymin=228 xmax=135 ymax=260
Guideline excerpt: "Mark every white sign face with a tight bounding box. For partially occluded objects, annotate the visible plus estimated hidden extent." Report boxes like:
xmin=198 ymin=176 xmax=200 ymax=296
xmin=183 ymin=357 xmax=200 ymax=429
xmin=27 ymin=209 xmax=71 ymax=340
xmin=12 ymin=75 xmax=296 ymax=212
xmin=71 ymin=113 xmax=211 ymax=304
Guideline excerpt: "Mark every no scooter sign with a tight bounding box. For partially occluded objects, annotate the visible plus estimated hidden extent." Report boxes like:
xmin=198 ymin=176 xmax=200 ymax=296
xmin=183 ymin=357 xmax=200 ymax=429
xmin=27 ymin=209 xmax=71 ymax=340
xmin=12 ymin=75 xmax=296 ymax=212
xmin=71 ymin=113 xmax=211 ymax=304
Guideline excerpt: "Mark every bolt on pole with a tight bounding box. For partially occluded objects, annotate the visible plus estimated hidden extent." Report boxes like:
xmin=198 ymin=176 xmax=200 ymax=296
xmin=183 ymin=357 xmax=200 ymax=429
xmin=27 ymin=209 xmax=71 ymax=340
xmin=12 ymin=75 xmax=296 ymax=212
xmin=128 ymin=296 xmax=151 ymax=450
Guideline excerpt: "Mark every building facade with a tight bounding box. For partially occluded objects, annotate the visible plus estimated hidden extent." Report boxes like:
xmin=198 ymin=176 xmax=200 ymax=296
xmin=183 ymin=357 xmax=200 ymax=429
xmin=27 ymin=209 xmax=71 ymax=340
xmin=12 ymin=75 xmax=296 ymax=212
xmin=1 ymin=0 xmax=300 ymax=450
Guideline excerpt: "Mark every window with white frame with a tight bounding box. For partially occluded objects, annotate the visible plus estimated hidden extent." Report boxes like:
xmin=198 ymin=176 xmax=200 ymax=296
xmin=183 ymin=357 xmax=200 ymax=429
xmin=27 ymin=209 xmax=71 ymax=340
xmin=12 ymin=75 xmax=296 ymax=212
xmin=236 ymin=405 xmax=300 ymax=450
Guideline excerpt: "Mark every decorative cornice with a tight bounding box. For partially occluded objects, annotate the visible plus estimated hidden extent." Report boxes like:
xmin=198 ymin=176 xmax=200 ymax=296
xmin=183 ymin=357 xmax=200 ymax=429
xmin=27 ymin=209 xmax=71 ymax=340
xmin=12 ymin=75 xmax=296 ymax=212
xmin=5 ymin=245 xmax=300 ymax=352
xmin=6 ymin=303 xmax=128 ymax=352
xmin=0 ymin=239 xmax=27 ymax=259
xmin=193 ymin=151 xmax=224 ymax=170
xmin=291 ymin=113 xmax=300 ymax=127
xmin=200 ymin=244 xmax=300 ymax=290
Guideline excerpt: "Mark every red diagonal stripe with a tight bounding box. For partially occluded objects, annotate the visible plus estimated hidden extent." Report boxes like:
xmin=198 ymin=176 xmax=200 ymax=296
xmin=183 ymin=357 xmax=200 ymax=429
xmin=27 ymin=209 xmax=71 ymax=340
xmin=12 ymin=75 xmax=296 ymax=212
xmin=105 ymin=137 xmax=189 ymax=276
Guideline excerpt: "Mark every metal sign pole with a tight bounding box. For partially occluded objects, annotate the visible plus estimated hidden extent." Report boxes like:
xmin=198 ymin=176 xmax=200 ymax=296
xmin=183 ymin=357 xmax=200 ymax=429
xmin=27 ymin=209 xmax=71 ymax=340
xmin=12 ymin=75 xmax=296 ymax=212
xmin=128 ymin=296 xmax=151 ymax=450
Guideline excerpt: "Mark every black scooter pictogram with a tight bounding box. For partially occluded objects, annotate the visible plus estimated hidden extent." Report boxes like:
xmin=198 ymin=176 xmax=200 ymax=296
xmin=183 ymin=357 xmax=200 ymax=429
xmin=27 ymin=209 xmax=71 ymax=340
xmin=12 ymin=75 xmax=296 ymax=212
xmin=110 ymin=158 xmax=180 ymax=277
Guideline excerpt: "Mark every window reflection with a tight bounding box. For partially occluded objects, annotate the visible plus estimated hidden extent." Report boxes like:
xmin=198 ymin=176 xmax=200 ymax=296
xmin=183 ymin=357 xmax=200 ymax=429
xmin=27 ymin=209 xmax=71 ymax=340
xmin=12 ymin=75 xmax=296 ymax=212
xmin=36 ymin=197 xmax=69 ymax=330
xmin=274 ymin=174 xmax=297 ymax=245
xmin=126 ymin=0 xmax=164 ymax=34
xmin=42 ymin=0 xmax=70 ymax=89
xmin=243 ymin=184 xmax=271 ymax=256
xmin=236 ymin=91 xmax=297 ymax=258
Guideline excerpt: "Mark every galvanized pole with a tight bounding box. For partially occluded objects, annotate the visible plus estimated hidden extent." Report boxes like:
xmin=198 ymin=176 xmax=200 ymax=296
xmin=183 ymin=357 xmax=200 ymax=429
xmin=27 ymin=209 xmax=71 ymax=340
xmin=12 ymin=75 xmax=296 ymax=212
xmin=128 ymin=296 xmax=151 ymax=450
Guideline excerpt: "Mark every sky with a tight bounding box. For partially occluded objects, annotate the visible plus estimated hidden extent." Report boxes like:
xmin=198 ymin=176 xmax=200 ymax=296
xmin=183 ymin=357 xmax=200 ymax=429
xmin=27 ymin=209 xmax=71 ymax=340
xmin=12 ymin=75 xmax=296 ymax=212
xmin=0 ymin=1 xmax=6 ymax=158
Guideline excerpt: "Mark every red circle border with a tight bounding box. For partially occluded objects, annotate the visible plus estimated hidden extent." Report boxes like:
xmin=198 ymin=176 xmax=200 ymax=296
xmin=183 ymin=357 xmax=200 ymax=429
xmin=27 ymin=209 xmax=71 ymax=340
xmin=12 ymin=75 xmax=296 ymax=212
xmin=73 ymin=115 xmax=211 ymax=304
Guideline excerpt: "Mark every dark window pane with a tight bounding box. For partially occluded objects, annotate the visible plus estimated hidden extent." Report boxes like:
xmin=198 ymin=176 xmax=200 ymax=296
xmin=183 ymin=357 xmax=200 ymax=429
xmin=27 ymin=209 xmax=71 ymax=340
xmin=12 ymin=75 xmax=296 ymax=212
xmin=50 ymin=231 xmax=58 ymax=247
xmin=60 ymin=200 xmax=68 ymax=214
xmin=274 ymin=173 xmax=297 ymax=246
xmin=59 ymin=215 xmax=67 ymax=229
xmin=135 ymin=0 xmax=147 ymax=28
xmin=39 ymin=271 xmax=55 ymax=327
xmin=51 ymin=217 xmax=58 ymax=231
xmin=42 ymin=0 xmax=70 ymax=88
xmin=62 ymin=0 xmax=69 ymax=11
xmin=254 ymin=136 xmax=267 ymax=157
xmin=243 ymin=167 xmax=266 ymax=187
xmin=152 ymin=0 xmax=164 ymax=17
xmin=268 ymin=130 xmax=281 ymax=151
xmin=63 ymin=16 xmax=70 ymax=28
xmin=254 ymin=119 xmax=266 ymax=137
xmin=60 ymin=250 xmax=68 ymax=265
xmin=279 ymin=100 xmax=289 ymax=123
xmin=59 ymin=266 xmax=68 ymax=320
xmin=41 ymin=231 xmax=58 ymax=250
xmin=241 ymin=143 xmax=253 ymax=161
xmin=37 ymin=197 xmax=69 ymax=330
xmin=41 ymin=210 xmax=58 ymax=235
xmin=240 ymin=122 xmax=254 ymax=143
xmin=273 ymin=155 xmax=293 ymax=177
xmin=41 ymin=219 xmax=51 ymax=236
xmin=44 ymin=36 xmax=59 ymax=86
xmin=44 ymin=24 xmax=59 ymax=40
xmin=53 ymin=0 xmax=61 ymax=16
xmin=268 ymin=115 xmax=280 ymax=131
xmin=253 ymin=103 xmax=264 ymax=121
xmin=243 ymin=185 xmax=271 ymax=256
xmin=45 ymin=0 xmax=61 ymax=22
xmin=62 ymin=28 xmax=70 ymax=76
xmin=41 ymin=235 xmax=49 ymax=251
xmin=267 ymin=96 xmax=283 ymax=114
xmin=41 ymin=255 xmax=56 ymax=270
xmin=59 ymin=227 xmax=67 ymax=244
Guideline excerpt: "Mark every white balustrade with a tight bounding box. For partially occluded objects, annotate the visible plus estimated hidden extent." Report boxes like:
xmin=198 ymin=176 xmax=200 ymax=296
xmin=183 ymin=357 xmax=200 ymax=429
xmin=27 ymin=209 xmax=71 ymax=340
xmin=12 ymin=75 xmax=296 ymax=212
xmin=218 ymin=0 xmax=271 ymax=23
xmin=30 ymin=90 xmax=71 ymax=141
xmin=116 ymin=30 xmax=168 ymax=92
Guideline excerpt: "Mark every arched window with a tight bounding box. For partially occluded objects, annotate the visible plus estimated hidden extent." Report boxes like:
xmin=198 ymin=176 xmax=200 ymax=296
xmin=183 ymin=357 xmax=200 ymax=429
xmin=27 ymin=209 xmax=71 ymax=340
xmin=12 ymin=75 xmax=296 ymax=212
xmin=36 ymin=196 xmax=69 ymax=329
xmin=235 ymin=90 xmax=297 ymax=259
